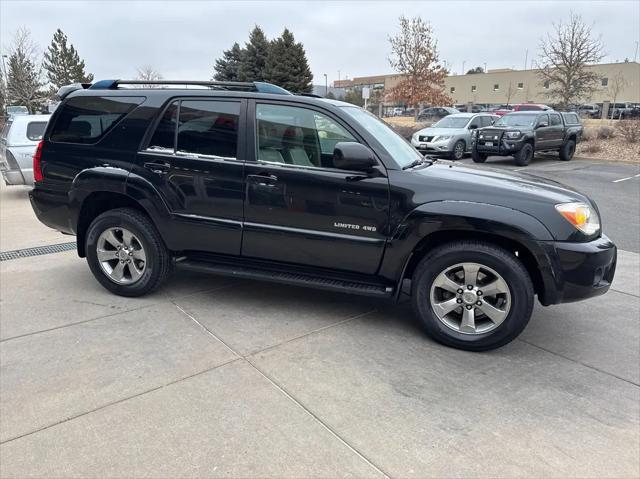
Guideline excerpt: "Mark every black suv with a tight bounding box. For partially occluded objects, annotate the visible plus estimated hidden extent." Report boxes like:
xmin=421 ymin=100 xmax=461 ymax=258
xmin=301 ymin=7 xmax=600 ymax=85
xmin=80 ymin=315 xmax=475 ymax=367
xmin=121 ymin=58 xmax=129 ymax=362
xmin=472 ymin=111 xmax=583 ymax=166
xmin=30 ymin=80 xmax=616 ymax=351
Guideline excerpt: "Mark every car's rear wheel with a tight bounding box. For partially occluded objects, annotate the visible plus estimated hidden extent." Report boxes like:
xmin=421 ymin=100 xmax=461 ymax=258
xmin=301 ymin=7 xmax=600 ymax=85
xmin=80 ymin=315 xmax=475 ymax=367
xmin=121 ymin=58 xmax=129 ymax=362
xmin=411 ymin=241 xmax=534 ymax=351
xmin=514 ymin=143 xmax=533 ymax=166
xmin=450 ymin=140 xmax=466 ymax=161
xmin=559 ymin=139 xmax=576 ymax=161
xmin=85 ymin=208 xmax=172 ymax=297
xmin=471 ymin=148 xmax=487 ymax=163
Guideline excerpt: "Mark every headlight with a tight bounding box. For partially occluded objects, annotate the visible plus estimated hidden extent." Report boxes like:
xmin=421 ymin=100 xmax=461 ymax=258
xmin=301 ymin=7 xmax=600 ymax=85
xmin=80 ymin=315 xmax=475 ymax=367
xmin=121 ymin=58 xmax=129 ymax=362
xmin=433 ymin=135 xmax=452 ymax=142
xmin=505 ymin=131 xmax=521 ymax=139
xmin=555 ymin=202 xmax=600 ymax=235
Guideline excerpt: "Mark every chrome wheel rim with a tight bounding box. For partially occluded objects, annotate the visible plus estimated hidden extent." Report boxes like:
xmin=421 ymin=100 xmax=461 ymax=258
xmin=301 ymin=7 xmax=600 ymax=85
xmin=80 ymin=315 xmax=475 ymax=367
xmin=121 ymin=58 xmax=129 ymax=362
xmin=96 ymin=227 xmax=147 ymax=285
xmin=429 ymin=262 xmax=511 ymax=335
xmin=454 ymin=142 xmax=464 ymax=159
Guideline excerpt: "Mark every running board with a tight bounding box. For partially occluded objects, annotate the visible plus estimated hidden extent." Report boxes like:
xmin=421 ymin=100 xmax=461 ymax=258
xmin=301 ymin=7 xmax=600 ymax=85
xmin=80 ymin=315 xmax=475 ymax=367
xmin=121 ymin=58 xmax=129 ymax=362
xmin=178 ymin=259 xmax=395 ymax=298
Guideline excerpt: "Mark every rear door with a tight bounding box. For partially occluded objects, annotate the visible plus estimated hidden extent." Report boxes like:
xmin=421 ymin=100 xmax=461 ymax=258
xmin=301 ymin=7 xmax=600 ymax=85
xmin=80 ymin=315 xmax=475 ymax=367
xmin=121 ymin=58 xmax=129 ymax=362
xmin=241 ymin=101 xmax=390 ymax=274
xmin=136 ymin=98 xmax=246 ymax=255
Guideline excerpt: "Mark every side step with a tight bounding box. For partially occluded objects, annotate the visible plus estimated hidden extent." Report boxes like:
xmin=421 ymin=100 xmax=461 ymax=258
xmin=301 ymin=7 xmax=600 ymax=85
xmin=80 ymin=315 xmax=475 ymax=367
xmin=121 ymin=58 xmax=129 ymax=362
xmin=178 ymin=259 xmax=395 ymax=298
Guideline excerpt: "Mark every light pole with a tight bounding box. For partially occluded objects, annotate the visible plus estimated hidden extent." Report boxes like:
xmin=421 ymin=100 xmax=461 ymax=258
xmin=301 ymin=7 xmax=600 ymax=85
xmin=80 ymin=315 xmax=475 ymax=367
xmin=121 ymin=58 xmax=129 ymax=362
xmin=324 ymin=73 xmax=328 ymax=97
xmin=462 ymin=61 xmax=466 ymax=75
xmin=483 ymin=62 xmax=487 ymax=73
xmin=338 ymin=70 xmax=341 ymax=83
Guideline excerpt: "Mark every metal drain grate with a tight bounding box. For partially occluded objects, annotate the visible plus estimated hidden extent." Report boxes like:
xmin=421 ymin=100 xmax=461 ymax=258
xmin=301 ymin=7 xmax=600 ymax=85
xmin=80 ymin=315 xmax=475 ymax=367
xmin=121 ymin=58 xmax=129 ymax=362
xmin=0 ymin=242 xmax=76 ymax=261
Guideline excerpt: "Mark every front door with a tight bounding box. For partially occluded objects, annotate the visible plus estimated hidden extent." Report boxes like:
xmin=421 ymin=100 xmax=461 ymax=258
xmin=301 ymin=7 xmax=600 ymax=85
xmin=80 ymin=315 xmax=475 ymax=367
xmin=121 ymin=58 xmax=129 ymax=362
xmin=548 ymin=112 xmax=564 ymax=147
xmin=135 ymin=98 xmax=245 ymax=254
xmin=534 ymin=113 xmax=551 ymax=149
xmin=241 ymin=101 xmax=390 ymax=275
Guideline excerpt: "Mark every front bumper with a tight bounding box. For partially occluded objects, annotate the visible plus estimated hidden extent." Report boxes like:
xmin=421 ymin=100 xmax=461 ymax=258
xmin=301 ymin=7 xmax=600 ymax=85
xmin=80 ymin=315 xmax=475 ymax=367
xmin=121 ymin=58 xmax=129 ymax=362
xmin=537 ymin=234 xmax=617 ymax=305
xmin=473 ymin=136 xmax=526 ymax=156
xmin=412 ymin=139 xmax=453 ymax=155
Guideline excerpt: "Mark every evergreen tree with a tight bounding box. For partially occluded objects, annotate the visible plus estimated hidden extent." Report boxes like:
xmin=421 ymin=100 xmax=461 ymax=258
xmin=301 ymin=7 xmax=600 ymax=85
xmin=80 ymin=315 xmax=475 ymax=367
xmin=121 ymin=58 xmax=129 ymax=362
xmin=6 ymin=28 xmax=47 ymax=113
xmin=213 ymin=42 xmax=244 ymax=81
xmin=265 ymin=28 xmax=313 ymax=93
xmin=43 ymin=29 xmax=93 ymax=91
xmin=237 ymin=26 xmax=270 ymax=82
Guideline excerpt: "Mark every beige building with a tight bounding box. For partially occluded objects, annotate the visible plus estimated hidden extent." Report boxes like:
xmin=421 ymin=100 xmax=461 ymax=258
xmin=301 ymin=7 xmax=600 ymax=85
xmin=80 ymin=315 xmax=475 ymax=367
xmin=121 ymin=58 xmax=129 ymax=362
xmin=334 ymin=61 xmax=640 ymax=106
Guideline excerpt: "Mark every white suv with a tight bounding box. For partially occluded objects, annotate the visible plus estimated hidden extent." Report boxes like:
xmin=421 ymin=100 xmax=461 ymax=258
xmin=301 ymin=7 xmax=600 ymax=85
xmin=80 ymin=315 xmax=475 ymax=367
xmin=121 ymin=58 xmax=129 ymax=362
xmin=0 ymin=114 xmax=50 ymax=186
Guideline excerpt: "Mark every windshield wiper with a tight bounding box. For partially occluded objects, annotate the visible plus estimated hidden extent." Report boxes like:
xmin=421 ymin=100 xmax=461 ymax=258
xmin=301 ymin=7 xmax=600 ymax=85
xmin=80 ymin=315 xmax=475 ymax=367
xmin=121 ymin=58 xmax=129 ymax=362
xmin=402 ymin=157 xmax=434 ymax=170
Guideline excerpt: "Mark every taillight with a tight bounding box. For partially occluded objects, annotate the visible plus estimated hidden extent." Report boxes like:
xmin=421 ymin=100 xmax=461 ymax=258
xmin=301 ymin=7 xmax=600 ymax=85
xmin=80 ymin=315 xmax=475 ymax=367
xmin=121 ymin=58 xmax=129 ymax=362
xmin=33 ymin=140 xmax=44 ymax=182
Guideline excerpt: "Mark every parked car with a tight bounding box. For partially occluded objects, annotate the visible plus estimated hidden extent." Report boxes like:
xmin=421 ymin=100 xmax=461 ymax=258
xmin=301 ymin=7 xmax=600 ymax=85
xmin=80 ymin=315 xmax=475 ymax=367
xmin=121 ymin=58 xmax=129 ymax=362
xmin=491 ymin=105 xmax=514 ymax=117
xmin=29 ymin=79 xmax=615 ymax=351
xmin=620 ymin=104 xmax=640 ymax=119
xmin=578 ymin=104 xmax=600 ymax=118
xmin=454 ymin=104 xmax=484 ymax=113
xmin=417 ymin=106 xmax=459 ymax=122
xmin=390 ymin=107 xmax=404 ymax=116
xmin=471 ymin=111 xmax=583 ymax=166
xmin=411 ymin=113 xmax=498 ymax=160
xmin=609 ymin=102 xmax=634 ymax=119
xmin=0 ymin=114 xmax=50 ymax=186
xmin=5 ymin=105 xmax=29 ymax=117
xmin=513 ymin=103 xmax=552 ymax=112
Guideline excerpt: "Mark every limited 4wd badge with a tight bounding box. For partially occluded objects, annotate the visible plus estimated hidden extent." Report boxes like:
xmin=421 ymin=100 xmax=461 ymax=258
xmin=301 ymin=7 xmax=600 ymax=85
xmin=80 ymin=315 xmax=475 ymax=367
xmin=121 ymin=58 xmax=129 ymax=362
xmin=334 ymin=222 xmax=377 ymax=232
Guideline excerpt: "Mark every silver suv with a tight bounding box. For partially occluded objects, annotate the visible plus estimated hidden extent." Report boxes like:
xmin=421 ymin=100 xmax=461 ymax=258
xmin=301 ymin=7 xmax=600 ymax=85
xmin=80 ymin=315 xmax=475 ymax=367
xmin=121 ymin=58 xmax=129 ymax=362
xmin=411 ymin=113 xmax=498 ymax=160
xmin=0 ymin=114 xmax=50 ymax=186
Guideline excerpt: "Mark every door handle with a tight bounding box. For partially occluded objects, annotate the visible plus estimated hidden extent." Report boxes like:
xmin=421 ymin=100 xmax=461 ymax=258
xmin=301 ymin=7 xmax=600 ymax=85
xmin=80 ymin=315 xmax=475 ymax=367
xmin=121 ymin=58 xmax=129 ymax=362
xmin=247 ymin=174 xmax=278 ymax=186
xmin=144 ymin=161 xmax=171 ymax=175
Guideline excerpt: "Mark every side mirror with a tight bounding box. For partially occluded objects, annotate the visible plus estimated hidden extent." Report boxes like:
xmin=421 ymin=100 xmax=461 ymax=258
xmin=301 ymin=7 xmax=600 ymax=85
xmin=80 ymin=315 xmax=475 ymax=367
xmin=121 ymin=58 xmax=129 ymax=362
xmin=537 ymin=121 xmax=549 ymax=128
xmin=468 ymin=124 xmax=478 ymax=130
xmin=333 ymin=142 xmax=377 ymax=171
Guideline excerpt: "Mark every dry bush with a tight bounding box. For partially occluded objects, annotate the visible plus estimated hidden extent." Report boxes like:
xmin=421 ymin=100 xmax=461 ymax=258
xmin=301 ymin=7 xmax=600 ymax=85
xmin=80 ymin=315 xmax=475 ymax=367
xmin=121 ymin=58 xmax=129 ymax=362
xmin=390 ymin=124 xmax=422 ymax=140
xmin=597 ymin=125 xmax=615 ymax=139
xmin=582 ymin=142 xmax=602 ymax=154
xmin=581 ymin=127 xmax=597 ymax=141
xmin=616 ymin=120 xmax=640 ymax=143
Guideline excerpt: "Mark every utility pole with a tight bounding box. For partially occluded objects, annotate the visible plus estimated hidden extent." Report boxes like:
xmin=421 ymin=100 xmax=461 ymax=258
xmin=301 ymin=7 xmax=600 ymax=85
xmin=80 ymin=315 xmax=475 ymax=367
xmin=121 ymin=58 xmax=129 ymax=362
xmin=483 ymin=62 xmax=487 ymax=73
xmin=634 ymin=41 xmax=639 ymax=62
xmin=524 ymin=49 xmax=528 ymax=70
xmin=324 ymin=73 xmax=328 ymax=97
xmin=338 ymin=70 xmax=341 ymax=83
xmin=462 ymin=60 xmax=466 ymax=75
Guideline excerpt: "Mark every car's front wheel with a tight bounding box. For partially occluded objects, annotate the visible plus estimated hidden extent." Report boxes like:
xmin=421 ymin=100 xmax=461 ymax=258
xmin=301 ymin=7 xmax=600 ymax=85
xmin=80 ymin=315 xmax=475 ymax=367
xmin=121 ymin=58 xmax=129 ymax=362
xmin=450 ymin=140 xmax=466 ymax=161
xmin=471 ymin=148 xmax=487 ymax=163
xmin=514 ymin=143 xmax=534 ymax=166
xmin=85 ymin=208 xmax=172 ymax=297
xmin=411 ymin=241 xmax=534 ymax=351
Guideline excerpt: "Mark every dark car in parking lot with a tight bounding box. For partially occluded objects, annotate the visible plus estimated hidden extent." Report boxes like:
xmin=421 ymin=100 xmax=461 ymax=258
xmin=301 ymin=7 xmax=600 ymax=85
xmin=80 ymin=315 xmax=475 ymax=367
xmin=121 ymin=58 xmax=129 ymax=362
xmin=417 ymin=106 xmax=459 ymax=122
xmin=29 ymin=79 xmax=615 ymax=352
xmin=472 ymin=110 xmax=583 ymax=166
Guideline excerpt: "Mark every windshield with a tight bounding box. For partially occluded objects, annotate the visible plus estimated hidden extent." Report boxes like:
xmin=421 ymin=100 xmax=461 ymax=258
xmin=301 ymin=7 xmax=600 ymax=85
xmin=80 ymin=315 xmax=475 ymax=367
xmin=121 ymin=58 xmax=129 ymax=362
xmin=341 ymin=106 xmax=422 ymax=168
xmin=432 ymin=116 xmax=470 ymax=128
xmin=494 ymin=114 xmax=536 ymax=127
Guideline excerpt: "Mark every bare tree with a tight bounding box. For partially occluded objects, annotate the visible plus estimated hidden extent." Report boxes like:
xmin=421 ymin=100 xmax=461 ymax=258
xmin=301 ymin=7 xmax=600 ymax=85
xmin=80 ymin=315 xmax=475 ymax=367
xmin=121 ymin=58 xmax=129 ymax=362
xmin=505 ymin=82 xmax=515 ymax=106
xmin=537 ymin=13 xmax=605 ymax=109
xmin=135 ymin=65 xmax=163 ymax=87
xmin=5 ymin=27 xmax=47 ymax=113
xmin=607 ymin=72 xmax=628 ymax=118
xmin=387 ymin=16 xmax=450 ymax=117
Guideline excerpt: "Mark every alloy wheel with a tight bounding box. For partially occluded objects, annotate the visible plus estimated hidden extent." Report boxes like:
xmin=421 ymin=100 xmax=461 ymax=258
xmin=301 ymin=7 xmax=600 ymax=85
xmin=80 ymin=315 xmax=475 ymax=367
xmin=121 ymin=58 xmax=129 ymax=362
xmin=429 ymin=262 xmax=511 ymax=334
xmin=96 ymin=227 xmax=147 ymax=285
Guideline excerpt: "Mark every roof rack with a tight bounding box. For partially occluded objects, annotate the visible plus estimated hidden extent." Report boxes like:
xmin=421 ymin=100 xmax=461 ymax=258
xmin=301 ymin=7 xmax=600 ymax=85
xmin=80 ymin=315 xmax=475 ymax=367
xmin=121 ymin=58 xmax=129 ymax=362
xmin=88 ymin=79 xmax=292 ymax=95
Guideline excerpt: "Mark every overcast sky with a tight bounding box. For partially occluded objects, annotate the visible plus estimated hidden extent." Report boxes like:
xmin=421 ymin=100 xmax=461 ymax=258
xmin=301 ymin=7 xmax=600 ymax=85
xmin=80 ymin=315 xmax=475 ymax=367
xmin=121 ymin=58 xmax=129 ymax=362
xmin=1 ymin=0 xmax=638 ymax=86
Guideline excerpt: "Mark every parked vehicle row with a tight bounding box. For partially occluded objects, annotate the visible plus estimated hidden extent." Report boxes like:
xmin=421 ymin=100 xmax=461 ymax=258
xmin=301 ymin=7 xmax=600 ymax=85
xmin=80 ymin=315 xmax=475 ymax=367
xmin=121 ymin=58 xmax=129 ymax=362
xmin=28 ymin=79 xmax=616 ymax=352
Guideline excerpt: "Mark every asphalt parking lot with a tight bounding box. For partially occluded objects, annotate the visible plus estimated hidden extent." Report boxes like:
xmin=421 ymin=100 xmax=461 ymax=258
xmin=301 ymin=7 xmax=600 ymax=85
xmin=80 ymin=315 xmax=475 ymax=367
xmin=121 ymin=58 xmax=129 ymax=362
xmin=1 ymin=157 xmax=638 ymax=478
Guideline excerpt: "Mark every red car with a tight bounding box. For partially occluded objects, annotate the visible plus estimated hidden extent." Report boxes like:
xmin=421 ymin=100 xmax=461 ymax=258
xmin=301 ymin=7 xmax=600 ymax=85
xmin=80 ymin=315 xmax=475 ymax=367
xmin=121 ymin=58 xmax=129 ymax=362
xmin=494 ymin=103 xmax=552 ymax=117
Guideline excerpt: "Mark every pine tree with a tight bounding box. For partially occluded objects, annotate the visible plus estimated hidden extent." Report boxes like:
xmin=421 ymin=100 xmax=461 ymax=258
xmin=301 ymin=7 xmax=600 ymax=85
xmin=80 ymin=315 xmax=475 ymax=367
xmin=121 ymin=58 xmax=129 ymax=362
xmin=43 ymin=29 xmax=93 ymax=91
xmin=265 ymin=28 xmax=313 ymax=93
xmin=6 ymin=28 xmax=47 ymax=113
xmin=237 ymin=26 xmax=270 ymax=82
xmin=213 ymin=43 xmax=244 ymax=81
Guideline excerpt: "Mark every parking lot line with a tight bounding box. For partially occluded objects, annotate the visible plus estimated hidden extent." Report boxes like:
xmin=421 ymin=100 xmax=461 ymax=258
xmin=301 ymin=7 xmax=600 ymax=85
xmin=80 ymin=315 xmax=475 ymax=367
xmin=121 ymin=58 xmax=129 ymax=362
xmin=612 ymin=173 xmax=640 ymax=183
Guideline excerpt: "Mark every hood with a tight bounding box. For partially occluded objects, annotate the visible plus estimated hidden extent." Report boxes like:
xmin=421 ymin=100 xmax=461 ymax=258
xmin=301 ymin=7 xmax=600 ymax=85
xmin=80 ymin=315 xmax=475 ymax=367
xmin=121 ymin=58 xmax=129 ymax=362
xmin=408 ymin=160 xmax=589 ymax=211
xmin=415 ymin=127 xmax=467 ymax=137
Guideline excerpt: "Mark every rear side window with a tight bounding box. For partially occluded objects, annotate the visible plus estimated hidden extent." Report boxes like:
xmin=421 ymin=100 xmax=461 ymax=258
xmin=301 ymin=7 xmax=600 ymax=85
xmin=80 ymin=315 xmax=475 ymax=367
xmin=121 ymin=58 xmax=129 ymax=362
xmin=563 ymin=113 xmax=580 ymax=125
xmin=26 ymin=122 xmax=47 ymax=141
xmin=50 ymin=96 xmax=144 ymax=144
xmin=148 ymin=100 xmax=240 ymax=159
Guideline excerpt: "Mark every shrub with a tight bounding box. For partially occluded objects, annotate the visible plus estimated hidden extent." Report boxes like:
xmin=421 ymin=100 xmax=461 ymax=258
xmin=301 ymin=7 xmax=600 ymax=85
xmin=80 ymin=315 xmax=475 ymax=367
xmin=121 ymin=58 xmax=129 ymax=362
xmin=596 ymin=125 xmax=615 ymax=139
xmin=389 ymin=124 xmax=421 ymax=140
xmin=582 ymin=142 xmax=602 ymax=154
xmin=616 ymin=120 xmax=640 ymax=143
xmin=581 ymin=127 xmax=597 ymax=141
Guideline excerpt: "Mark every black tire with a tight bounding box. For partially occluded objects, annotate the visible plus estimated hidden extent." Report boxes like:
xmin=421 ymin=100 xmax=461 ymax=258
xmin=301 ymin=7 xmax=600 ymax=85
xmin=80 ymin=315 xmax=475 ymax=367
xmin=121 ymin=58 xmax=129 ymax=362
xmin=559 ymin=139 xmax=576 ymax=161
xmin=514 ymin=143 xmax=533 ymax=166
xmin=411 ymin=241 xmax=534 ymax=351
xmin=450 ymin=140 xmax=466 ymax=161
xmin=85 ymin=208 xmax=172 ymax=297
xmin=471 ymin=148 xmax=487 ymax=163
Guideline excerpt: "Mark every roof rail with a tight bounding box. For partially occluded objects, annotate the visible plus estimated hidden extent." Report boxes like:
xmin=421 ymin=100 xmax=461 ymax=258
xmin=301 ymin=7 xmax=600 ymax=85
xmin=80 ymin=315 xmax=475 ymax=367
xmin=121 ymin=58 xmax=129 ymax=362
xmin=87 ymin=79 xmax=292 ymax=95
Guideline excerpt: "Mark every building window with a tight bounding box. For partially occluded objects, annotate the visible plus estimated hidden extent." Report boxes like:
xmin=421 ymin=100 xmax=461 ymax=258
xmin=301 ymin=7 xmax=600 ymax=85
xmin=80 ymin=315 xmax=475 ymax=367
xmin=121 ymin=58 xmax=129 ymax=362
xmin=493 ymin=84 xmax=499 ymax=91
xmin=450 ymin=86 xmax=455 ymax=93
xmin=601 ymin=77 xmax=608 ymax=87
xmin=543 ymin=80 xmax=550 ymax=89
xmin=517 ymin=82 xmax=524 ymax=89
xmin=471 ymin=85 xmax=476 ymax=92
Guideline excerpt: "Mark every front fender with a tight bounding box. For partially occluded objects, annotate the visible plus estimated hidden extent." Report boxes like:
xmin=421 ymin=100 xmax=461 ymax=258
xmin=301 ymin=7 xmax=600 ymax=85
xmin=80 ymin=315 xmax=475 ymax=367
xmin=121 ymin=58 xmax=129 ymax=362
xmin=379 ymin=200 xmax=554 ymax=281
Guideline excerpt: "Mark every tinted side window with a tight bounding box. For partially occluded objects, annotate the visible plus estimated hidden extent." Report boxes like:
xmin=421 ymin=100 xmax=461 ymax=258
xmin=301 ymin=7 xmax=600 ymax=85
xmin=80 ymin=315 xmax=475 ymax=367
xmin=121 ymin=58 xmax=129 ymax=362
xmin=563 ymin=113 xmax=580 ymax=124
xmin=177 ymin=100 xmax=240 ymax=159
xmin=50 ymin=96 xmax=144 ymax=144
xmin=537 ymin=114 xmax=549 ymax=126
xmin=549 ymin=113 xmax=562 ymax=126
xmin=148 ymin=101 xmax=179 ymax=152
xmin=26 ymin=121 xmax=47 ymax=141
xmin=480 ymin=116 xmax=493 ymax=127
